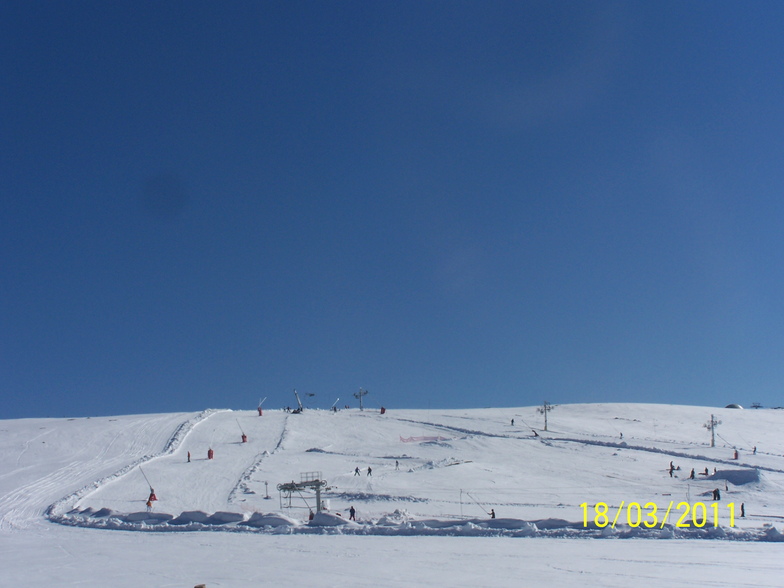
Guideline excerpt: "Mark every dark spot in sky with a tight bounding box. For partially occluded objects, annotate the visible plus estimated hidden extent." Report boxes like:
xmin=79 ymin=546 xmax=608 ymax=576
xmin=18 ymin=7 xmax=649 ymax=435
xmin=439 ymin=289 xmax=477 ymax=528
xmin=141 ymin=172 xmax=190 ymax=220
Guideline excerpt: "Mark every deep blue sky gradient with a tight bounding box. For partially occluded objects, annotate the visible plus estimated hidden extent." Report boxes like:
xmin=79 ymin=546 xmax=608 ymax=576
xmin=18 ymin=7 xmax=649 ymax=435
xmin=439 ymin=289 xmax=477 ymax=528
xmin=3 ymin=2 xmax=784 ymax=418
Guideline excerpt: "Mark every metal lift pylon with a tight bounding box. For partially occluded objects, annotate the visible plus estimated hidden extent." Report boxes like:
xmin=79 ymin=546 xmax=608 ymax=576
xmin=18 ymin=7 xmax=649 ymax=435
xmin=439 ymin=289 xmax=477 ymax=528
xmin=276 ymin=472 xmax=327 ymax=514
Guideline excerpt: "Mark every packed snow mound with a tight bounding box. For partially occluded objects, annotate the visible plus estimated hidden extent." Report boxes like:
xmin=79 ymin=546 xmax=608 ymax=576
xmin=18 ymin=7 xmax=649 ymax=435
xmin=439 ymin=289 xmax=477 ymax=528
xmin=51 ymin=509 xmax=784 ymax=540
xmin=169 ymin=511 xmax=211 ymax=525
xmin=243 ymin=512 xmax=300 ymax=527
xmin=309 ymin=512 xmax=355 ymax=527
xmin=762 ymin=526 xmax=784 ymax=542
xmin=205 ymin=511 xmax=245 ymax=524
xmin=710 ymin=469 xmax=760 ymax=485
xmin=123 ymin=511 xmax=173 ymax=524
xmin=377 ymin=509 xmax=414 ymax=526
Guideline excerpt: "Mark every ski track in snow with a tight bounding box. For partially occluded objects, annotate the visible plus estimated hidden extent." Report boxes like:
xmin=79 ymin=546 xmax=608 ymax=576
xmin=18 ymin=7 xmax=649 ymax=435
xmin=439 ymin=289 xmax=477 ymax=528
xmin=1 ymin=461 xmax=85 ymax=530
xmin=393 ymin=417 xmax=509 ymax=440
xmin=1 ymin=413 xmax=207 ymax=531
xmin=393 ymin=415 xmax=783 ymax=476
xmin=15 ymin=428 xmax=54 ymax=467
xmin=44 ymin=409 xmax=219 ymax=523
xmin=547 ymin=436 xmax=784 ymax=475
xmin=227 ymin=413 xmax=289 ymax=505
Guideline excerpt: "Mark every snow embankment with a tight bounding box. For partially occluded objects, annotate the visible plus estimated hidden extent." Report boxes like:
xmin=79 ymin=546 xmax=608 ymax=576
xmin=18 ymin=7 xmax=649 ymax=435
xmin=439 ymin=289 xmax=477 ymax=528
xmin=51 ymin=506 xmax=784 ymax=541
xmin=45 ymin=409 xmax=218 ymax=520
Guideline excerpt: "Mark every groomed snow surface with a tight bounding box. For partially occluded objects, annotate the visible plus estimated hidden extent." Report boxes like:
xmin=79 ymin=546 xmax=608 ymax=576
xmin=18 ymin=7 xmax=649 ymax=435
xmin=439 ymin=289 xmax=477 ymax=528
xmin=1 ymin=403 xmax=783 ymax=586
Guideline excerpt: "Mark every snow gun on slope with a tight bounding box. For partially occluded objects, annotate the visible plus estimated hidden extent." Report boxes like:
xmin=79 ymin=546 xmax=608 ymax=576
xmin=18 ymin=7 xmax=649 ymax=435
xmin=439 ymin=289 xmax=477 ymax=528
xmin=292 ymin=389 xmax=304 ymax=414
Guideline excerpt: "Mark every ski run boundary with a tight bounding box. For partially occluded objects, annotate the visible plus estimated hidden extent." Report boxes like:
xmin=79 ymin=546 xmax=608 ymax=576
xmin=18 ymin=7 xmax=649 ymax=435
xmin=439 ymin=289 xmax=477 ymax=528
xmin=45 ymin=409 xmax=221 ymax=521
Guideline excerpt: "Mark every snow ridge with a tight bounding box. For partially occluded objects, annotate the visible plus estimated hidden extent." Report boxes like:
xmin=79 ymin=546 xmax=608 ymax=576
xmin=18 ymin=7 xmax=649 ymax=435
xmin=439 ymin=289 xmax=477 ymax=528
xmin=227 ymin=413 xmax=289 ymax=503
xmin=45 ymin=409 xmax=219 ymax=521
xmin=548 ymin=435 xmax=781 ymax=475
xmin=48 ymin=506 xmax=784 ymax=541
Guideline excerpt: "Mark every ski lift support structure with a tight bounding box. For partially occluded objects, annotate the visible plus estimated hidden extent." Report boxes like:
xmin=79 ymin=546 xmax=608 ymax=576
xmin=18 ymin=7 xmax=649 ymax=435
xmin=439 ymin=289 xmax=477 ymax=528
xmin=277 ymin=472 xmax=327 ymax=514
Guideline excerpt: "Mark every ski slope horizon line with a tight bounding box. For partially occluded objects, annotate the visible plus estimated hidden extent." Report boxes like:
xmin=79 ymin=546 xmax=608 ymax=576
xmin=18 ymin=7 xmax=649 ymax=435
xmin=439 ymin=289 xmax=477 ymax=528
xmin=10 ymin=399 xmax=776 ymax=422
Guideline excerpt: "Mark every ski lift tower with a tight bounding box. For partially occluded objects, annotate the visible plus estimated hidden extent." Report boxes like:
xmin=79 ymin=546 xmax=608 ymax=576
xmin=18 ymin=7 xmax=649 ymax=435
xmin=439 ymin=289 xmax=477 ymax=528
xmin=704 ymin=414 xmax=721 ymax=448
xmin=354 ymin=387 xmax=368 ymax=411
xmin=277 ymin=472 xmax=327 ymax=514
xmin=538 ymin=400 xmax=554 ymax=431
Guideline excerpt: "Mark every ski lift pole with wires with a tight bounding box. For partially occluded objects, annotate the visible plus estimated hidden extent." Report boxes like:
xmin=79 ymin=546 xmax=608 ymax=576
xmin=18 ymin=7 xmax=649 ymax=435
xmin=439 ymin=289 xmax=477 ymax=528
xmin=354 ymin=388 xmax=368 ymax=411
xmin=277 ymin=472 xmax=327 ymax=514
xmin=704 ymin=414 xmax=721 ymax=448
xmin=538 ymin=401 xmax=554 ymax=431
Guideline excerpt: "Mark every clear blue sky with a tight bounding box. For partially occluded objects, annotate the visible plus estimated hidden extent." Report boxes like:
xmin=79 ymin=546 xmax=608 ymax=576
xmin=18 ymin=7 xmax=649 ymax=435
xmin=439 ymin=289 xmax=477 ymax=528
xmin=3 ymin=1 xmax=784 ymax=418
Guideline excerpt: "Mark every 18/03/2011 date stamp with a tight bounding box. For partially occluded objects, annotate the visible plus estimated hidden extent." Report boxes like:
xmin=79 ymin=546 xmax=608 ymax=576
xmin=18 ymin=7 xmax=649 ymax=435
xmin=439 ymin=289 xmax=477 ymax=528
xmin=580 ymin=501 xmax=738 ymax=528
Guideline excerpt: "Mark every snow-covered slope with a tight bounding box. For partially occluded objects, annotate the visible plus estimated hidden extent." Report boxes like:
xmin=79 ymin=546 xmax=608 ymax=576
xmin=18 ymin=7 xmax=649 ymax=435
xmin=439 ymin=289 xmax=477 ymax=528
xmin=0 ymin=411 xmax=196 ymax=531
xmin=2 ymin=403 xmax=783 ymax=586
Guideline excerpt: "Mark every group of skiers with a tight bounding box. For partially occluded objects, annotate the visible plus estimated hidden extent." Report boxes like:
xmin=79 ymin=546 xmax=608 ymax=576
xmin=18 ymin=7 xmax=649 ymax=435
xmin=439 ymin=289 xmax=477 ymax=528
xmin=354 ymin=461 xmax=402 ymax=475
xmin=667 ymin=461 xmax=749 ymax=512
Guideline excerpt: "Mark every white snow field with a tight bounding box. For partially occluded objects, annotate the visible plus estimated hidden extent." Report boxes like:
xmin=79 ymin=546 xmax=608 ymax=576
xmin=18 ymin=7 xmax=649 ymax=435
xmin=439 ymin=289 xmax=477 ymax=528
xmin=1 ymin=403 xmax=783 ymax=586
